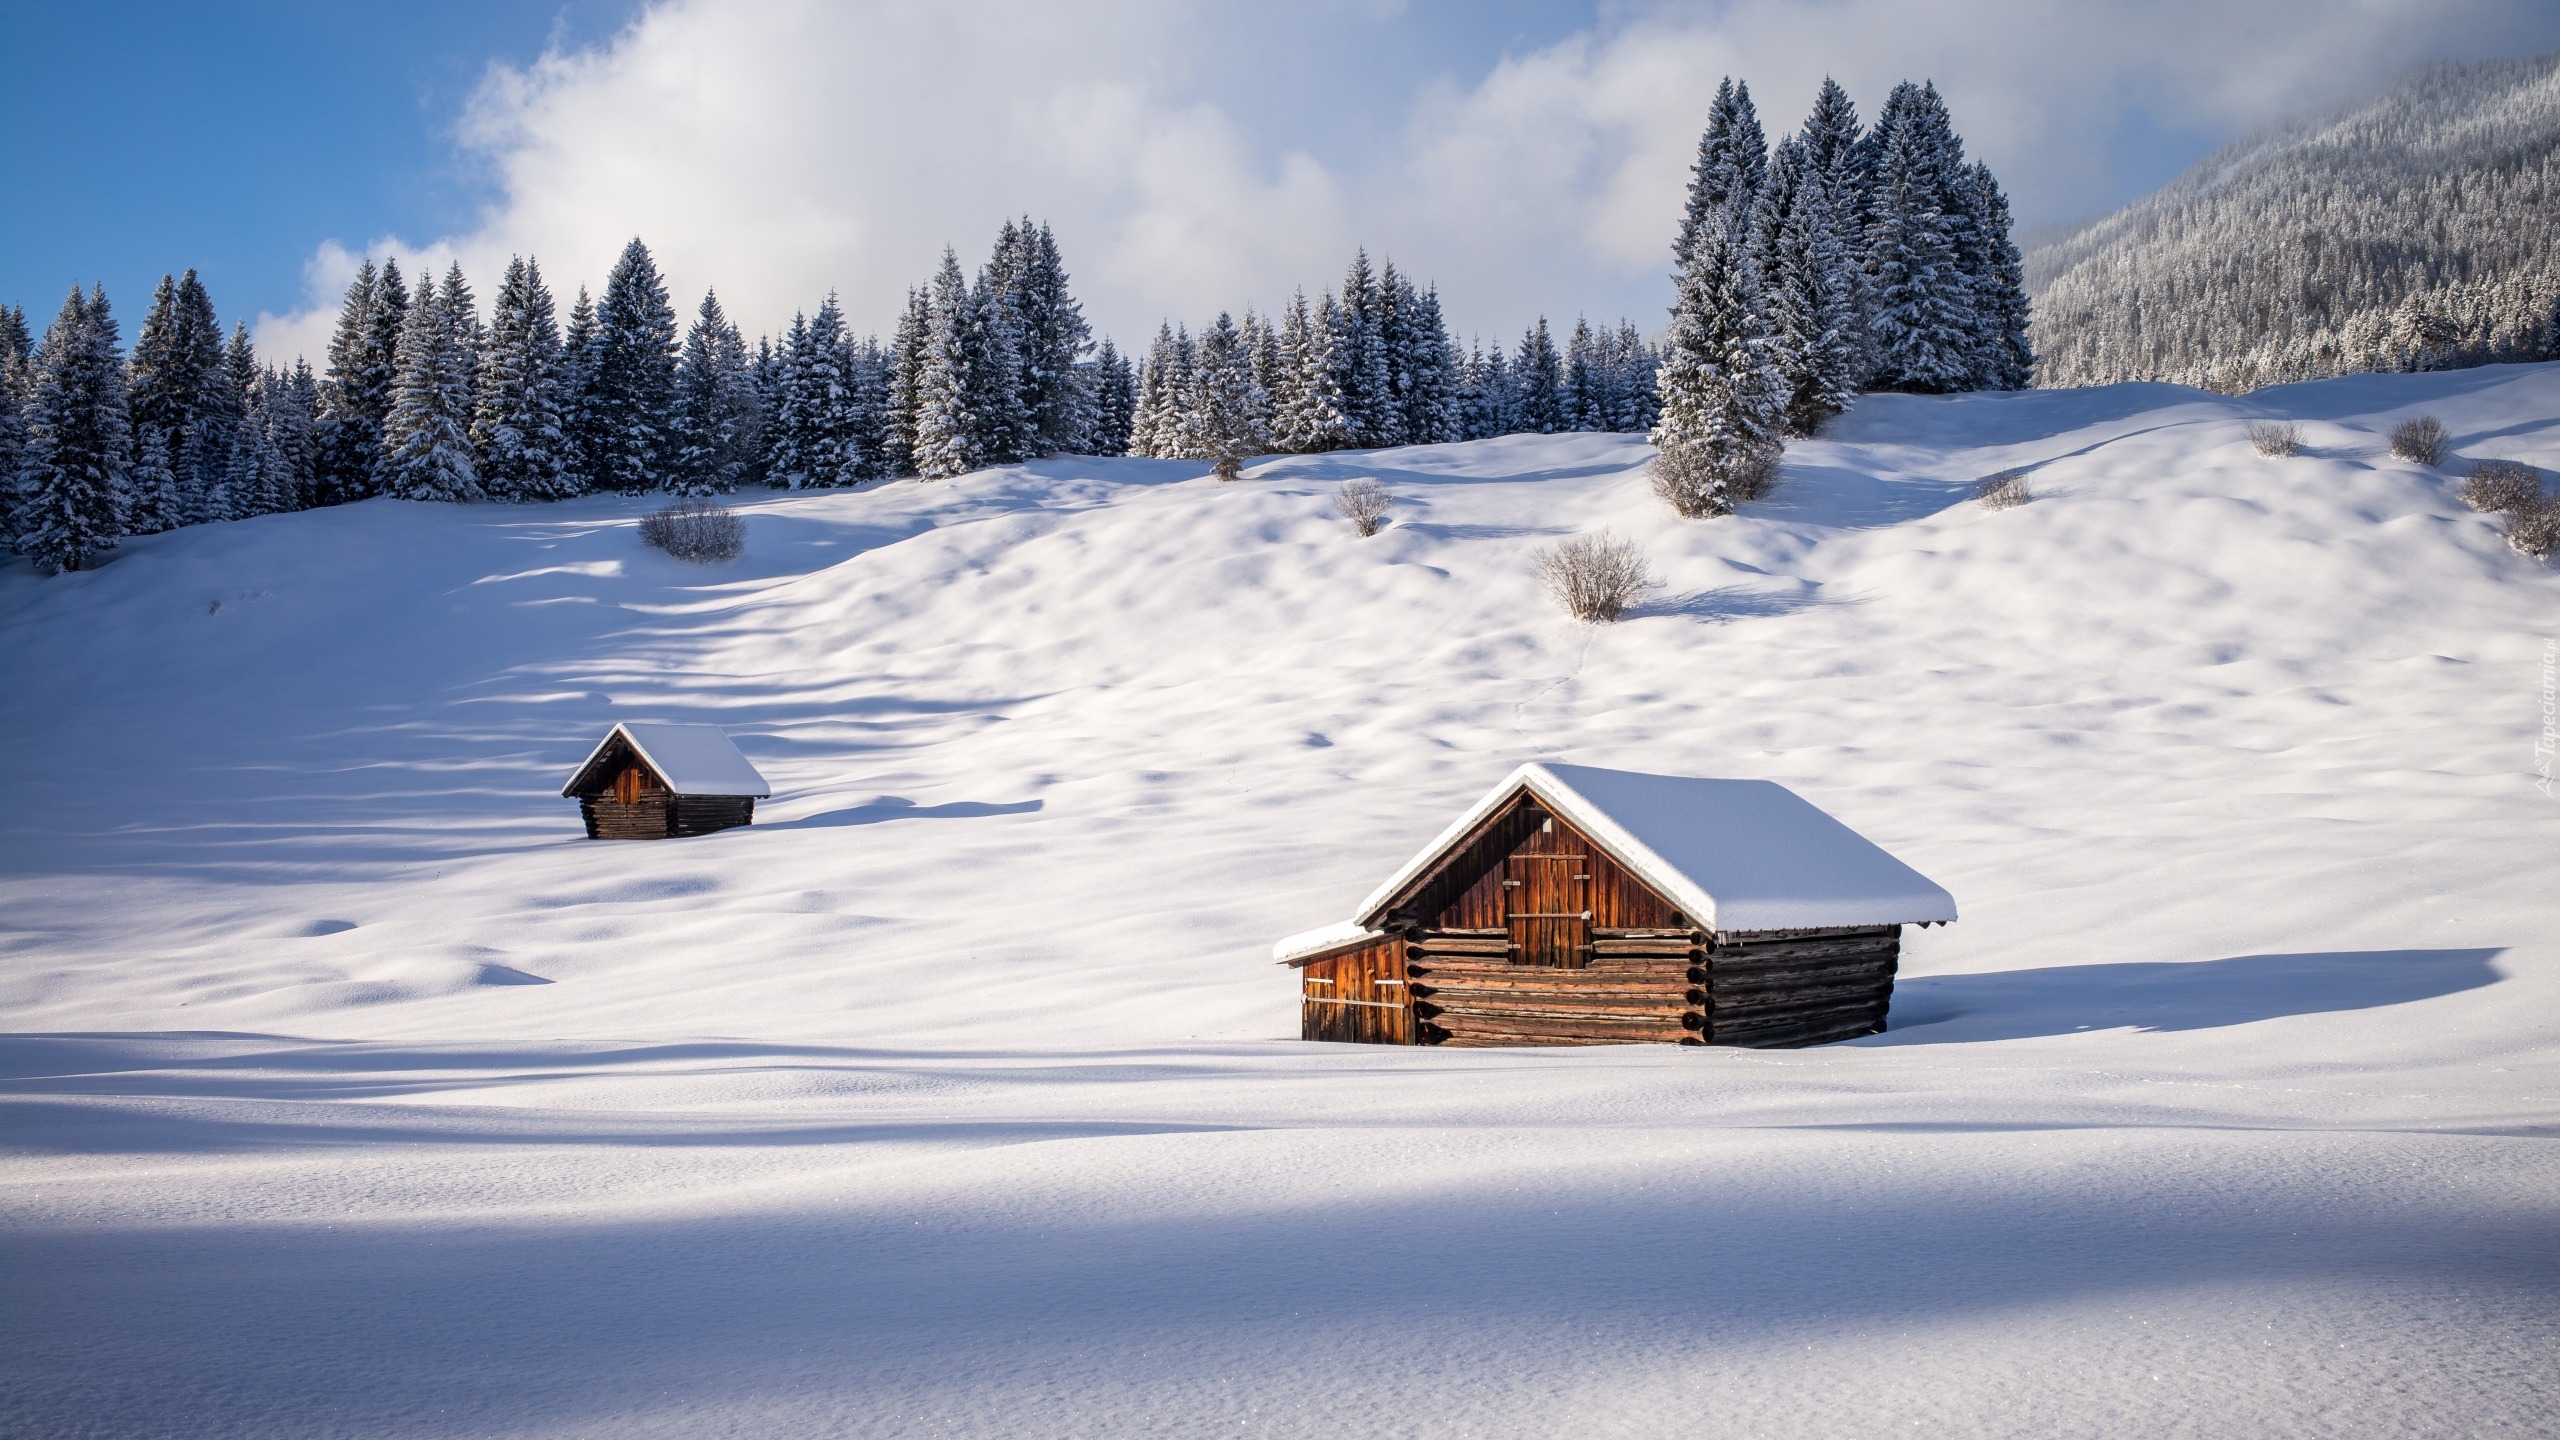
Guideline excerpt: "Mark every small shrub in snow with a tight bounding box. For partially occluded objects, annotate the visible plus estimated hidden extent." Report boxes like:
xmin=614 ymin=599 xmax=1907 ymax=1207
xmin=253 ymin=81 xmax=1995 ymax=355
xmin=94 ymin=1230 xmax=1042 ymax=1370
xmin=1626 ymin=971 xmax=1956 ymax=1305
xmin=639 ymin=496 xmax=746 ymax=562
xmin=1975 ymin=469 xmax=2032 ymax=510
xmin=1650 ymin=443 xmax=1776 ymax=519
xmin=2461 ymin=459 xmax=2543 ymax=515
xmin=1534 ymin=532 xmax=1656 ymax=623
xmin=2389 ymin=416 xmax=2449 ymax=466
xmin=1334 ymin=479 xmax=1392 ymax=537
xmin=2507 ymin=496 xmax=2560 ymax=560
xmin=2247 ymin=421 xmax=2301 ymax=457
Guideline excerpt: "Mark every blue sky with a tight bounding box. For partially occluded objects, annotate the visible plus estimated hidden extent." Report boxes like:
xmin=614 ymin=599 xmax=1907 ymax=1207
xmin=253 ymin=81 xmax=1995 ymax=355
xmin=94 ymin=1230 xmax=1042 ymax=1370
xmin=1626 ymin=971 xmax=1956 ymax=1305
xmin=5 ymin=1 xmax=2554 ymax=356
xmin=2 ymin=3 xmax=620 ymax=328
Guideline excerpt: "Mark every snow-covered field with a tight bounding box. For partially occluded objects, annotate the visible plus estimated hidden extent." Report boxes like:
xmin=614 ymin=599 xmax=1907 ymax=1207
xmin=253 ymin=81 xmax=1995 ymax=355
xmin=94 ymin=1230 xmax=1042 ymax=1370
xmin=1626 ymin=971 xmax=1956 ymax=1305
xmin=4 ymin=365 xmax=2556 ymax=1438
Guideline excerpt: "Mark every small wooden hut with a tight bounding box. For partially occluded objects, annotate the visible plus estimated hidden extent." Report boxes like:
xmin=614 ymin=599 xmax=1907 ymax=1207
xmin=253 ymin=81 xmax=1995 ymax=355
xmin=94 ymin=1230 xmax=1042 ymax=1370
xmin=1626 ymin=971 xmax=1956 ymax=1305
xmin=1275 ymin=763 xmax=1956 ymax=1048
xmin=561 ymin=722 xmax=771 ymax=840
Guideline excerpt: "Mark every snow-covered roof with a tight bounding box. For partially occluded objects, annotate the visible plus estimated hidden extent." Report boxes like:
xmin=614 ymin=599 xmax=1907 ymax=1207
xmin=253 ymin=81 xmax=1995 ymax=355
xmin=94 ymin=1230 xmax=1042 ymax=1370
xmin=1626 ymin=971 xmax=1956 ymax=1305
xmin=561 ymin=722 xmax=772 ymax=799
xmin=1348 ymin=762 xmax=1957 ymax=935
xmin=1271 ymin=919 xmax=1389 ymax=966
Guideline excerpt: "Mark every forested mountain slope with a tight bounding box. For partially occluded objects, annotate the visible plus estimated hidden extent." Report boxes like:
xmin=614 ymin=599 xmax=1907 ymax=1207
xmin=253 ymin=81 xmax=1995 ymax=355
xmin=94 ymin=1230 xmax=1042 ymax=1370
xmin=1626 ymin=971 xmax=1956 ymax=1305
xmin=2027 ymin=52 xmax=2560 ymax=392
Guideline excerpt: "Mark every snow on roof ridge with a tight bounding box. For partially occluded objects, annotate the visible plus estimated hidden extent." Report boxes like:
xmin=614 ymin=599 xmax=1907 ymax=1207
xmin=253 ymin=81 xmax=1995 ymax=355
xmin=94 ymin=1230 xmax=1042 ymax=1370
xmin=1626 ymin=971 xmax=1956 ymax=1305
xmin=1344 ymin=762 xmax=1955 ymax=935
xmin=562 ymin=722 xmax=772 ymax=798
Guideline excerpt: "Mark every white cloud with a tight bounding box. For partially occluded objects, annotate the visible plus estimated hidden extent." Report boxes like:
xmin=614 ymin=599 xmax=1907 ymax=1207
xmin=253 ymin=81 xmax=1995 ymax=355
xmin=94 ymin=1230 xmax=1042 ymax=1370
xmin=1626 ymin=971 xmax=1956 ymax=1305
xmin=254 ymin=0 xmax=2560 ymax=363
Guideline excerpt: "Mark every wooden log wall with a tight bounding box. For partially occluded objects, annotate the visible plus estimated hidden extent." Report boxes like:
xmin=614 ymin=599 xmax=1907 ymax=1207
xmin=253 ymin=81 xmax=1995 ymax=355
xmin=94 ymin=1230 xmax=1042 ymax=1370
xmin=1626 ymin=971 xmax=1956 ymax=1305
xmin=582 ymin=795 xmax=675 ymax=840
xmin=1702 ymin=925 xmax=1901 ymax=1047
xmin=1409 ymin=923 xmax=1899 ymax=1048
xmin=578 ymin=794 xmax=755 ymax=839
xmin=672 ymin=795 xmax=756 ymax=836
xmin=1299 ymin=938 xmax=1413 ymax=1044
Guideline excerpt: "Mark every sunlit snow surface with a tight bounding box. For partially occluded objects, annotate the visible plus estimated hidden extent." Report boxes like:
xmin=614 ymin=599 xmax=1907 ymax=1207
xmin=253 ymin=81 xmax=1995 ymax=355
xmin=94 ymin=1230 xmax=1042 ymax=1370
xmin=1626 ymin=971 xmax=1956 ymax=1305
xmin=3 ymin=367 xmax=2556 ymax=1438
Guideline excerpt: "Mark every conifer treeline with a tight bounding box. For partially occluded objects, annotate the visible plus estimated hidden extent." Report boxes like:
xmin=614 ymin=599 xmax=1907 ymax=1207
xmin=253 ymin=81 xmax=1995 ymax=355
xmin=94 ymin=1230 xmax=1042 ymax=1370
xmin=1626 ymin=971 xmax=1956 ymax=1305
xmin=1124 ymin=250 xmax=1663 ymax=477
xmin=1650 ymin=76 xmax=2032 ymax=515
xmin=0 ymin=220 xmax=1114 ymax=572
xmin=2 ymin=74 xmax=2031 ymax=572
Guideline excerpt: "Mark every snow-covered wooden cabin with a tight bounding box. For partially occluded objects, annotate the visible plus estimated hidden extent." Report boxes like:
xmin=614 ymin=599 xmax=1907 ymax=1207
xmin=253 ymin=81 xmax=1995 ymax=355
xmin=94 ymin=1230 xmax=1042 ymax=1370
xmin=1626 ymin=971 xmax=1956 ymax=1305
xmin=1275 ymin=764 xmax=1957 ymax=1048
xmin=561 ymin=722 xmax=771 ymax=840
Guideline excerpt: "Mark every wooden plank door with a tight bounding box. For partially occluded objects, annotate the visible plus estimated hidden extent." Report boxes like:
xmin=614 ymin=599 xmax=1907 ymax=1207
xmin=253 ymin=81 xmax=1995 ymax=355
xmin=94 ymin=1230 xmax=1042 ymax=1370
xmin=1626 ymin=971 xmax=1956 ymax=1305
xmin=1505 ymin=824 xmax=1591 ymax=968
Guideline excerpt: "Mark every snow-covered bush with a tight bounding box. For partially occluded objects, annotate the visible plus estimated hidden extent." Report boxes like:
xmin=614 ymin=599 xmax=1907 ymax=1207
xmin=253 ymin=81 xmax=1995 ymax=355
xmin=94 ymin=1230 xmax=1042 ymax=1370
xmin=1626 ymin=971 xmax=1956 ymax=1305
xmin=1649 ymin=442 xmax=1776 ymax=519
xmin=1534 ymin=532 xmax=1655 ymax=623
xmin=2462 ymin=459 xmax=2544 ymax=514
xmin=1334 ymin=478 xmax=1392 ymax=536
xmin=1976 ymin=469 xmax=2032 ymax=510
xmin=639 ymin=496 xmax=745 ymax=562
xmin=2389 ymin=416 xmax=2449 ymax=465
xmin=2247 ymin=421 xmax=2301 ymax=456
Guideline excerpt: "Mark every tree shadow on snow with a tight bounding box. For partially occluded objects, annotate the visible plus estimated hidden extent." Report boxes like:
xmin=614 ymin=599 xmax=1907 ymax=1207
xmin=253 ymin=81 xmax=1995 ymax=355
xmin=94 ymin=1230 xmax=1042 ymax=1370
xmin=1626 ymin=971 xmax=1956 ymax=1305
xmin=773 ymin=796 xmax=1043 ymax=829
xmin=1877 ymin=947 xmax=2506 ymax=1044
xmin=1634 ymin=585 xmax=1858 ymax=623
xmin=1750 ymin=463 xmax=1979 ymax=529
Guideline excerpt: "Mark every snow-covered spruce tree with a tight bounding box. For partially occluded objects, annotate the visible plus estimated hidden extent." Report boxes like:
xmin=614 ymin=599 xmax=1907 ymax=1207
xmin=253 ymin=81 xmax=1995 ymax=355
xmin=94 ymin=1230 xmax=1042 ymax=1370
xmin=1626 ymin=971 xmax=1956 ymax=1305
xmin=1514 ymin=318 xmax=1564 ymax=434
xmin=1799 ymin=77 xmax=1868 ymax=216
xmin=1162 ymin=326 xmax=1211 ymax=460
xmin=964 ymin=271 xmax=1030 ymax=468
xmin=1192 ymin=312 xmax=1265 ymax=480
xmin=881 ymin=287 xmax=931 ymax=477
xmin=124 ymin=425 xmax=179 ymax=538
xmin=1128 ymin=323 xmax=1176 ymax=457
xmin=1396 ymin=280 xmax=1462 ymax=445
xmin=913 ymin=250 xmax=995 ymax=479
xmin=1611 ymin=321 xmax=1662 ymax=431
xmin=378 ymin=280 xmax=480 ymax=502
xmin=221 ymin=370 xmax=280 ymax=521
xmin=1277 ymin=289 xmax=1351 ymax=453
xmin=1458 ymin=341 xmax=1515 ymax=440
xmin=670 ymin=290 xmax=759 ymax=494
xmin=1757 ymin=136 xmax=1865 ymax=435
xmin=793 ymin=293 xmax=868 ymax=487
xmin=126 ymin=270 xmax=233 ymax=530
xmin=1676 ymin=78 xmax=1770 ymax=270
xmin=1864 ymin=82 xmax=1975 ymax=393
xmin=258 ymin=363 xmax=320 ymax=513
xmin=435 ymin=263 xmax=481 ymax=420
xmin=1965 ymin=162 xmax=2034 ymax=389
xmin=1330 ymin=251 xmax=1395 ymax=446
xmin=588 ymin=239 xmax=679 ymax=492
xmin=1088 ymin=337 xmax=1136 ymax=456
xmin=1653 ymin=204 xmax=1786 ymax=518
xmin=472 ymin=257 xmax=574 ymax=502
xmin=19 ymin=286 xmax=130 ymax=573
xmin=1563 ymin=318 xmax=1610 ymax=431
xmin=997 ymin=220 xmax=1094 ymax=456
xmin=199 ymin=324 xmax=263 ymax=522
xmin=853 ymin=335 xmax=891 ymax=478
xmin=0 ymin=315 xmax=30 ymax=548
xmin=557 ymin=286 xmax=602 ymax=491
xmin=763 ymin=312 xmax=818 ymax=486
xmin=1241 ymin=309 xmax=1281 ymax=450
xmin=318 ymin=258 xmax=408 ymax=504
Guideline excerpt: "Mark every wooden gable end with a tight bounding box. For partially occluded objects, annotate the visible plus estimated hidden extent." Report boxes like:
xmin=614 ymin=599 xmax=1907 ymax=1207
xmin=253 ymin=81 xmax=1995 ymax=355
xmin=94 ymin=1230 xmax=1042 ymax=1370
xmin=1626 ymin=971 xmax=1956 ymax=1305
xmin=564 ymin=732 xmax=671 ymax=800
xmin=1377 ymin=790 xmax=1691 ymax=939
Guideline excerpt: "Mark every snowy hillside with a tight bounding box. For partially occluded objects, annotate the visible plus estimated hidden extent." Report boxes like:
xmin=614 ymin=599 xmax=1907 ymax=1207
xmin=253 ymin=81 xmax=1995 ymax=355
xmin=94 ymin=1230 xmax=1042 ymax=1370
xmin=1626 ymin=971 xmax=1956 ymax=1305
xmin=2027 ymin=51 xmax=2560 ymax=390
xmin=4 ymin=366 xmax=2557 ymax=1437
